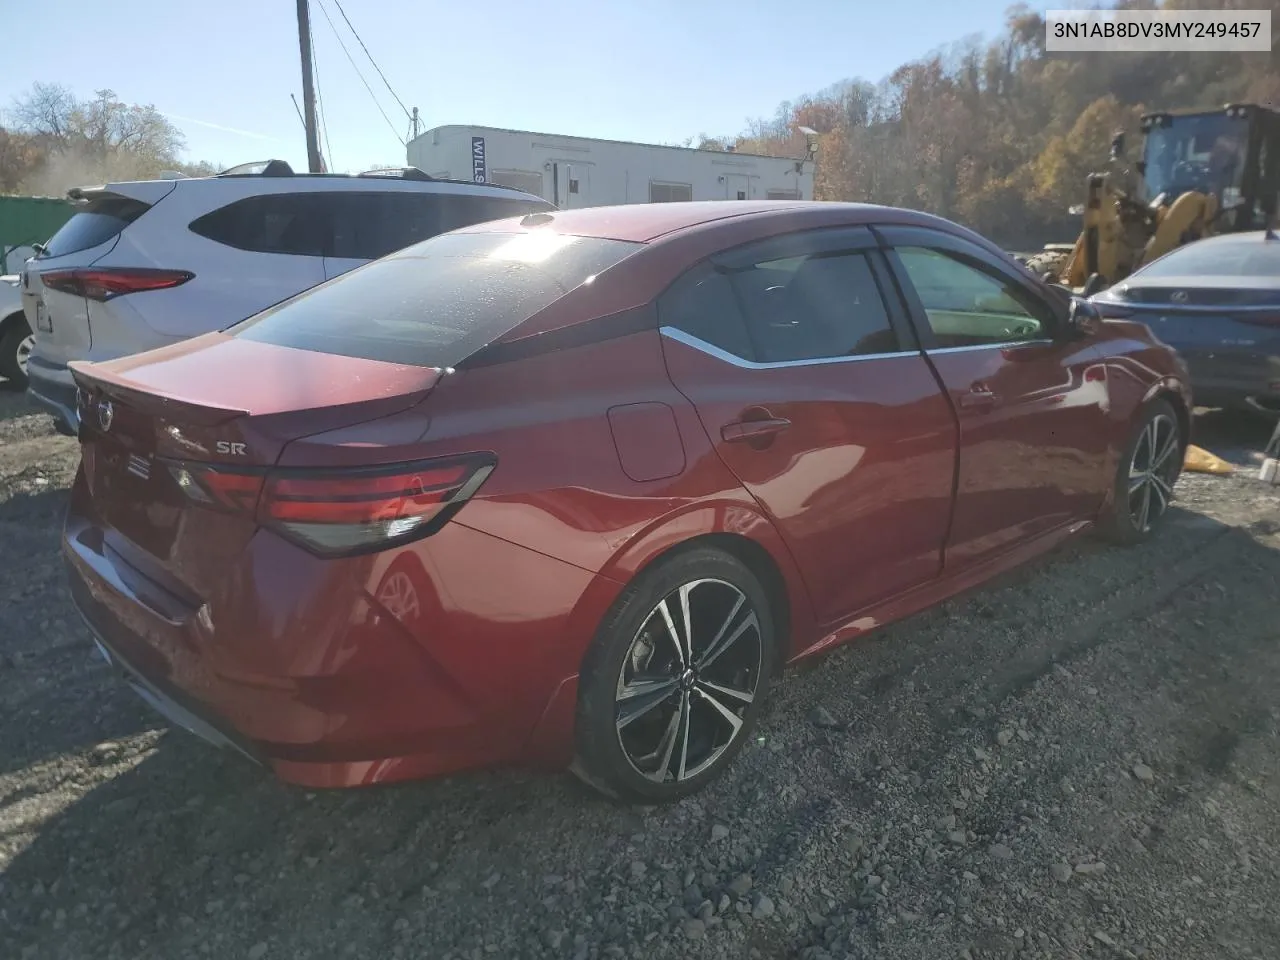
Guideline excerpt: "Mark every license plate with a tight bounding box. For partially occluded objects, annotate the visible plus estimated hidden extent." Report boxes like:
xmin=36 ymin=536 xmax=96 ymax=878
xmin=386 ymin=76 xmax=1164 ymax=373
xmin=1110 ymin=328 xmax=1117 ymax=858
xmin=35 ymin=301 xmax=51 ymax=333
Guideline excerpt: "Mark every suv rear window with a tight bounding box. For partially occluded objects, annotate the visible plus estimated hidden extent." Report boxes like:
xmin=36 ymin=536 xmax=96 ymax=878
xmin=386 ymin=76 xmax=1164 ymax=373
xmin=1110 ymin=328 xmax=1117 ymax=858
xmin=230 ymin=230 xmax=642 ymax=367
xmin=41 ymin=195 xmax=151 ymax=258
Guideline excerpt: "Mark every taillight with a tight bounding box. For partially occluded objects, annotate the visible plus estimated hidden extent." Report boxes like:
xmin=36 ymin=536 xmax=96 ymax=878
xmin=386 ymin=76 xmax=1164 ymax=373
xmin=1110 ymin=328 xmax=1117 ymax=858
xmin=42 ymin=268 xmax=194 ymax=301
xmin=169 ymin=464 xmax=266 ymax=513
xmin=169 ymin=454 xmax=495 ymax=557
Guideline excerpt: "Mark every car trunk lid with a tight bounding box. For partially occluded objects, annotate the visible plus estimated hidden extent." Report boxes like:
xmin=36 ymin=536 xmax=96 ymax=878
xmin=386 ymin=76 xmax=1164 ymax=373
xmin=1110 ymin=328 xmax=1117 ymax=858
xmin=69 ymin=334 xmax=444 ymax=596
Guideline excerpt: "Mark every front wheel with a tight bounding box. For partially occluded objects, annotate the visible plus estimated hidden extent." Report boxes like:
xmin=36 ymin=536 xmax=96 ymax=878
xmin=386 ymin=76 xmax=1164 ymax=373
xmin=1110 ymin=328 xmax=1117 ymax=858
xmin=571 ymin=547 xmax=776 ymax=804
xmin=1097 ymin=399 xmax=1183 ymax=545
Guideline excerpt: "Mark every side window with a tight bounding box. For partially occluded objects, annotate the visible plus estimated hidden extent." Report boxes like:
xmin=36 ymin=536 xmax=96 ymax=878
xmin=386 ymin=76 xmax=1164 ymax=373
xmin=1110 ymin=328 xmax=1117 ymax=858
xmin=331 ymin=193 xmax=442 ymax=260
xmin=189 ymin=193 xmax=331 ymax=257
xmin=661 ymin=247 xmax=900 ymax=364
xmin=437 ymin=195 xmax=551 ymax=233
xmin=660 ymin=267 xmax=756 ymax=361
xmin=733 ymin=250 xmax=898 ymax=363
xmin=893 ymin=246 xmax=1051 ymax=348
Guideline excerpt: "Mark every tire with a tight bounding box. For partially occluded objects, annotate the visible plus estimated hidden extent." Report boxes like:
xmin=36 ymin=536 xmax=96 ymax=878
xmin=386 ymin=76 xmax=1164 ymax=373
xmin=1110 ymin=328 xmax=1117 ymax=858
xmin=571 ymin=546 xmax=777 ymax=804
xmin=1096 ymin=399 xmax=1184 ymax=545
xmin=0 ymin=316 xmax=34 ymax=389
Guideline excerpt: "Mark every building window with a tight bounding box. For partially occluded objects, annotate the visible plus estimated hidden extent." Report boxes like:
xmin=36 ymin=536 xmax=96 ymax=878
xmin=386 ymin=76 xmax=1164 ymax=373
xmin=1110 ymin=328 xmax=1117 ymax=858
xmin=767 ymin=189 xmax=801 ymax=200
xmin=488 ymin=169 xmax=544 ymax=198
xmin=650 ymin=181 xmax=693 ymax=203
xmin=568 ymin=178 xmax=580 ymax=194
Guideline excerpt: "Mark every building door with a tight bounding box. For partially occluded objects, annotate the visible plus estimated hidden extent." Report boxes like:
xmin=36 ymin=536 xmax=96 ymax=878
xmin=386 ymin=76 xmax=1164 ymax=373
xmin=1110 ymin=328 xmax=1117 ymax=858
xmin=551 ymin=161 xmax=590 ymax=208
xmin=724 ymin=173 xmax=750 ymax=200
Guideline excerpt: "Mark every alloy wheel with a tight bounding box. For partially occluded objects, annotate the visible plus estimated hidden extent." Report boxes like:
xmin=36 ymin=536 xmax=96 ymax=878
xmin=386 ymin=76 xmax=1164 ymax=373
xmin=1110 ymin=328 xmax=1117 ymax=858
xmin=16 ymin=333 xmax=33 ymax=375
xmin=1128 ymin=413 xmax=1180 ymax=533
xmin=614 ymin=578 xmax=763 ymax=784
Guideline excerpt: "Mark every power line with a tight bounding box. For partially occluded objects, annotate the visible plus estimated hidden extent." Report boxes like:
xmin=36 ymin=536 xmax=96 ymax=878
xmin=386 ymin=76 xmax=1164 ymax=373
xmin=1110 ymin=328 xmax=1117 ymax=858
xmin=330 ymin=0 xmax=412 ymax=122
xmin=314 ymin=0 xmax=405 ymax=146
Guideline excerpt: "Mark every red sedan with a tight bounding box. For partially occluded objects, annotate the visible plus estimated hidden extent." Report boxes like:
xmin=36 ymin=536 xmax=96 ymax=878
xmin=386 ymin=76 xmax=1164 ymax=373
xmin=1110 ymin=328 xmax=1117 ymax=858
xmin=63 ymin=201 xmax=1191 ymax=803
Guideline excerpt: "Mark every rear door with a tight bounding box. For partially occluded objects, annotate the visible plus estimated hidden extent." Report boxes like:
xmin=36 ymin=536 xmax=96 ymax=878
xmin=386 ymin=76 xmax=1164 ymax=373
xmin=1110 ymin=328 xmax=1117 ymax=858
xmin=659 ymin=226 xmax=958 ymax=625
xmin=138 ymin=190 xmax=333 ymax=336
xmin=878 ymin=224 xmax=1112 ymax=570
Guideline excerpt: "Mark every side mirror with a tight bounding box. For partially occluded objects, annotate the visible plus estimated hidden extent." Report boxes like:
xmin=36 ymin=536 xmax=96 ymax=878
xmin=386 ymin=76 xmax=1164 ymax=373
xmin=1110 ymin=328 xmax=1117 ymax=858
xmin=1065 ymin=296 xmax=1101 ymax=338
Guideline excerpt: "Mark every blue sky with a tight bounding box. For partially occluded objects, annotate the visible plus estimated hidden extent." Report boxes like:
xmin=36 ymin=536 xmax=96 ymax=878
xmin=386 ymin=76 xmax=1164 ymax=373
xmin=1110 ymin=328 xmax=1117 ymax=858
xmin=1 ymin=0 xmax=1048 ymax=174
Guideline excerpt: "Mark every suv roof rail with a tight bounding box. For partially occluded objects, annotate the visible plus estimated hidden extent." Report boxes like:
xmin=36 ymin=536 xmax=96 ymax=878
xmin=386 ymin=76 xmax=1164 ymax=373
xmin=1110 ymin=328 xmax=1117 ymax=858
xmin=357 ymin=166 xmax=435 ymax=181
xmin=216 ymin=159 xmax=296 ymax=178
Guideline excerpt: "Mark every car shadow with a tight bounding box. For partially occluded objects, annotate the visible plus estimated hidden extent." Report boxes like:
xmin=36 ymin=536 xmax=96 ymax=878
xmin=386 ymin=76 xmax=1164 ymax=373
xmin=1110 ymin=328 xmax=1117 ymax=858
xmin=4 ymin=501 xmax=1279 ymax=959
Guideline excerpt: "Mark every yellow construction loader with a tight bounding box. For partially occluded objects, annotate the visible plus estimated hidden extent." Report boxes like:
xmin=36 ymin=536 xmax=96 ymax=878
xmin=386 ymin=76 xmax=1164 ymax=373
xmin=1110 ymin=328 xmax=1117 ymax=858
xmin=1024 ymin=102 xmax=1280 ymax=294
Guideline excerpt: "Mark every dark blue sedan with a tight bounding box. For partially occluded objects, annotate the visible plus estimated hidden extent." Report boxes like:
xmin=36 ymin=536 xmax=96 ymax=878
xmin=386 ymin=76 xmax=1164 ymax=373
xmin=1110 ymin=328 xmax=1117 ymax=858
xmin=1090 ymin=231 xmax=1280 ymax=418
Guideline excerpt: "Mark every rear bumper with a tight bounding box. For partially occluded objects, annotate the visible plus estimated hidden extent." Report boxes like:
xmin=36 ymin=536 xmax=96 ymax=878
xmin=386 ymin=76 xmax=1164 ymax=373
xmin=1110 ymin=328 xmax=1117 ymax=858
xmin=1181 ymin=350 xmax=1280 ymax=414
xmin=26 ymin=355 xmax=78 ymax=434
xmin=61 ymin=470 xmax=612 ymax=788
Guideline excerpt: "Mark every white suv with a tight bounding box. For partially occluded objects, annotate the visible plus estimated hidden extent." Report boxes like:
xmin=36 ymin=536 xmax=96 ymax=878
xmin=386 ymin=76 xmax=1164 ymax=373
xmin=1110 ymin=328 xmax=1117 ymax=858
xmin=22 ymin=160 xmax=553 ymax=433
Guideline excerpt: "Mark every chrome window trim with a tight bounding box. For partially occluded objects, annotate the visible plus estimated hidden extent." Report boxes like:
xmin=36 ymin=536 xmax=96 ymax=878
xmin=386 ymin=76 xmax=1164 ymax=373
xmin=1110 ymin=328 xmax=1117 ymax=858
xmin=659 ymin=325 xmax=919 ymax=369
xmin=926 ymin=339 xmax=1055 ymax=355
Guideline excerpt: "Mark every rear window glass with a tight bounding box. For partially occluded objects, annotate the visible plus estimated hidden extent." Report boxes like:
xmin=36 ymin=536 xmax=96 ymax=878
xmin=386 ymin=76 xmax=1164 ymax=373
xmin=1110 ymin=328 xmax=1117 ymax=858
xmin=41 ymin=196 xmax=151 ymax=258
xmin=230 ymin=230 xmax=642 ymax=366
xmin=1139 ymin=238 xmax=1280 ymax=278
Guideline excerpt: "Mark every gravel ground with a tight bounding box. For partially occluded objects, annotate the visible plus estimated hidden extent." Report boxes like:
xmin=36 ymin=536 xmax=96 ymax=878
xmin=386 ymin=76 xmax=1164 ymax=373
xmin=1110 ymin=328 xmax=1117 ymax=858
xmin=3 ymin=383 xmax=1280 ymax=960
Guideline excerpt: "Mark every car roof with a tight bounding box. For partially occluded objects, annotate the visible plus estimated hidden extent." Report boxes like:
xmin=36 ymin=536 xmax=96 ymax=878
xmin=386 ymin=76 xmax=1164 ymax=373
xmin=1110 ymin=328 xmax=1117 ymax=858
xmin=457 ymin=200 xmax=980 ymax=244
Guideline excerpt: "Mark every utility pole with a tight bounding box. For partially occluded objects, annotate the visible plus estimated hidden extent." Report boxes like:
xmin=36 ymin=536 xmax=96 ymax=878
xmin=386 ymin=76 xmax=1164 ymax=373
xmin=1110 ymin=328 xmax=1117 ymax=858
xmin=296 ymin=0 xmax=323 ymax=173
xmin=410 ymin=106 xmax=422 ymax=141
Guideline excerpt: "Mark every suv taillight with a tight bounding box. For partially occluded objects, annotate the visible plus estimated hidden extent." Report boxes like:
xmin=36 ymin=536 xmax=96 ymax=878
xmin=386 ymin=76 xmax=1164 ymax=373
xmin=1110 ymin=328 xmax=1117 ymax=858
xmin=168 ymin=454 xmax=496 ymax=557
xmin=42 ymin=268 xmax=194 ymax=301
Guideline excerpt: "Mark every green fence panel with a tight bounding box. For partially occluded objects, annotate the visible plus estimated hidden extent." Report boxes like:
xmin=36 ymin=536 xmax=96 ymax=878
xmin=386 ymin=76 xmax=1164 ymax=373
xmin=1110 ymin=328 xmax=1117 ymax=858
xmin=0 ymin=195 xmax=74 ymax=273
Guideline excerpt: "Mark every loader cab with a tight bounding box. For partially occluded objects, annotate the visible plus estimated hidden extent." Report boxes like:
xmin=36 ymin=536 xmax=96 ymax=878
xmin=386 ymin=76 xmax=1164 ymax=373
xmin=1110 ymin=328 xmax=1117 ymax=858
xmin=1138 ymin=104 xmax=1280 ymax=231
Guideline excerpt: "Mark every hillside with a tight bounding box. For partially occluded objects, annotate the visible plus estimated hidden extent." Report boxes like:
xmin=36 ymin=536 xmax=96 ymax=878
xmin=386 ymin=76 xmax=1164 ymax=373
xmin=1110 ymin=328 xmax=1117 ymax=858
xmin=726 ymin=0 xmax=1280 ymax=249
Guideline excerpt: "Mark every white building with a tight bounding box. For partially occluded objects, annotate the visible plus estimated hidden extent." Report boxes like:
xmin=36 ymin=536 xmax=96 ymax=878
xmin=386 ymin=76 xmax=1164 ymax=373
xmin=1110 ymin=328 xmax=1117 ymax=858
xmin=406 ymin=125 xmax=814 ymax=208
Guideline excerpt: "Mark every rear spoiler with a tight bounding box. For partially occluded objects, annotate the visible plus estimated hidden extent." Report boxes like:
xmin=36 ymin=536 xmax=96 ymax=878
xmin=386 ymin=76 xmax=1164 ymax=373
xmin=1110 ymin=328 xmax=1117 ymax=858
xmin=66 ymin=178 xmax=179 ymax=208
xmin=69 ymin=360 xmax=249 ymax=427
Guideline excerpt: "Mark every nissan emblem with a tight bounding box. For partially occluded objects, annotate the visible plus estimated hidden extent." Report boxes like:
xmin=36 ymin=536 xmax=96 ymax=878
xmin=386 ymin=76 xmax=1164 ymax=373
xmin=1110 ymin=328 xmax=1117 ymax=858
xmin=97 ymin=399 xmax=114 ymax=432
xmin=1170 ymin=291 xmax=1189 ymax=304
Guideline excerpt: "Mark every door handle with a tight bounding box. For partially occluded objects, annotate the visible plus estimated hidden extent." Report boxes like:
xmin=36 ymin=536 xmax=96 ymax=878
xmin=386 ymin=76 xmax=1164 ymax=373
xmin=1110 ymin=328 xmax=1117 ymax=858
xmin=721 ymin=417 xmax=792 ymax=443
xmin=958 ymin=389 xmax=1000 ymax=410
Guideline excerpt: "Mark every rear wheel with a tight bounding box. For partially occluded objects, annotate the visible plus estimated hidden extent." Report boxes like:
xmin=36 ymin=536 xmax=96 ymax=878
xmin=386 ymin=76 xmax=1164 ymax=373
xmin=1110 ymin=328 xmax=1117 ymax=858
xmin=0 ymin=316 xmax=33 ymax=388
xmin=1097 ymin=399 xmax=1183 ymax=545
xmin=571 ymin=547 xmax=776 ymax=804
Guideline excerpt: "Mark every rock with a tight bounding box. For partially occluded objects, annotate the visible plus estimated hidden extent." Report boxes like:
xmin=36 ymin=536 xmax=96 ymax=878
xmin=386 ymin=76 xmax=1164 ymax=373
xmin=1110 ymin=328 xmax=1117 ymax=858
xmin=682 ymin=918 xmax=706 ymax=939
xmin=937 ymin=815 xmax=957 ymax=832
xmin=809 ymin=706 xmax=841 ymax=728
xmin=1133 ymin=763 xmax=1155 ymax=783
xmin=997 ymin=729 xmax=1014 ymax=747
xmin=629 ymin=861 xmax=647 ymax=880
xmin=248 ymin=944 xmax=268 ymax=960
xmin=989 ymin=843 xmax=1013 ymax=861
xmin=711 ymin=824 xmax=730 ymax=841
xmin=948 ymin=831 xmax=968 ymax=846
xmin=1076 ymin=861 xmax=1107 ymax=875
xmin=729 ymin=873 xmax=753 ymax=898
xmin=1050 ymin=862 xmax=1073 ymax=883
xmin=1095 ymin=931 xmax=1117 ymax=946
xmin=751 ymin=893 xmax=775 ymax=919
